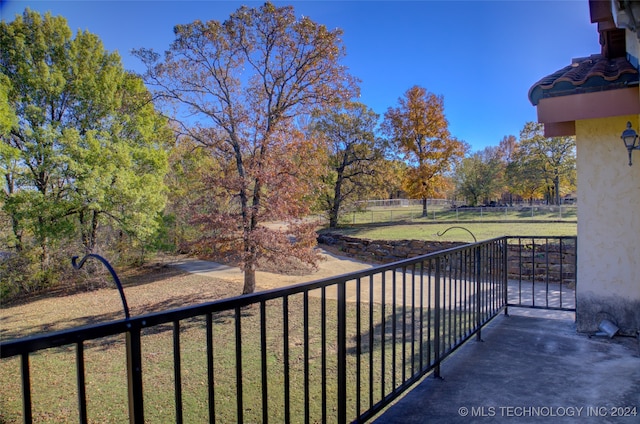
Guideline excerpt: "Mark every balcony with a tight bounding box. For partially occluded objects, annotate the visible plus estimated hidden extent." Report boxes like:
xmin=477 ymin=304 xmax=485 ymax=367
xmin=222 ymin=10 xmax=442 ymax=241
xmin=1 ymin=236 xmax=638 ymax=423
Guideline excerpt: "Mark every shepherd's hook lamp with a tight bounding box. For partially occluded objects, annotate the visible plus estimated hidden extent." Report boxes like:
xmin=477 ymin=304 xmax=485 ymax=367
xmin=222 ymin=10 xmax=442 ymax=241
xmin=621 ymin=121 xmax=639 ymax=166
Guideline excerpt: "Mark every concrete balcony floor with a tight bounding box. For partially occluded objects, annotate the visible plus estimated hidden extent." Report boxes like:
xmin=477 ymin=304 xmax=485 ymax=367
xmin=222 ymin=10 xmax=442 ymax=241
xmin=373 ymin=309 xmax=640 ymax=423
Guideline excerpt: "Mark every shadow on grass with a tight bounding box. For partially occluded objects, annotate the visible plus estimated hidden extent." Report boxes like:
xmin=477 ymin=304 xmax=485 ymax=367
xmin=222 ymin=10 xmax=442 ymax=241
xmin=0 ymin=275 xmax=251 ymax=343
xmin=1 ymin=264 xmax=190 ymax=309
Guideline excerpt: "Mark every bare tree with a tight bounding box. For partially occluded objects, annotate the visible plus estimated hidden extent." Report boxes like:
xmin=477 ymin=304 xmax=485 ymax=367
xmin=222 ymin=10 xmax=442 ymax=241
xmin=135 ymin=2 xmax=356 ymax=293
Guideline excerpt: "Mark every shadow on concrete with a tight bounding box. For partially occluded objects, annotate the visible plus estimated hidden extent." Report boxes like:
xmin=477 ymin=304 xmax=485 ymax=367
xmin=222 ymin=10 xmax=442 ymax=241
xmin=373 ymin=308 xmax=640 ymax=423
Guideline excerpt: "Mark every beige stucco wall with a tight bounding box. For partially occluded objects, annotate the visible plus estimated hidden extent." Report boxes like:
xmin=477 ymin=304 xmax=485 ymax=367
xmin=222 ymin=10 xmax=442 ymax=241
xmin=575 ymin=114 xmax=640 ymax=333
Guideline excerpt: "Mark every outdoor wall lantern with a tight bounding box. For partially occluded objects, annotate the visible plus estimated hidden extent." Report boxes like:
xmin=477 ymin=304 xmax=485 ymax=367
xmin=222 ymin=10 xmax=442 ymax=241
xmin=621 ymin=121 xmax=639 ymax=166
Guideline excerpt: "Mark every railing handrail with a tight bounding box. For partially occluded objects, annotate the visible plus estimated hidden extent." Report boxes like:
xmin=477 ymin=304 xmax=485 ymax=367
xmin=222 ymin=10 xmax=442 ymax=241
xmin=505 ymin=235 xmax=577 ymax=239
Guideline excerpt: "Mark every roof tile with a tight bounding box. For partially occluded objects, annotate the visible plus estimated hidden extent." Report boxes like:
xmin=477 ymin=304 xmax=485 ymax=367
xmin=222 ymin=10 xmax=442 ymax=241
xmin=529 ymin=54 xmax=638 ymax=105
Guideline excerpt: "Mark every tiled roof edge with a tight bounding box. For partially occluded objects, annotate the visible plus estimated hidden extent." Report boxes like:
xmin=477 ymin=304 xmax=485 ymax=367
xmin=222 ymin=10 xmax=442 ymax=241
xmin=529 ymin=54 xmax=639 ymax=105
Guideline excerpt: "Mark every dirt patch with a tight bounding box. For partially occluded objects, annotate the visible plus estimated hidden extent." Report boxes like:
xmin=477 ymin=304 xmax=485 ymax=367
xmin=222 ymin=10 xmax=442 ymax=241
xmin=0 ymin=248 xmax=373 ymax=340
xmin=173 ymin=246 xmax=372 ymax=290
xmin=0 ymin=266 xmax=242 ymax=340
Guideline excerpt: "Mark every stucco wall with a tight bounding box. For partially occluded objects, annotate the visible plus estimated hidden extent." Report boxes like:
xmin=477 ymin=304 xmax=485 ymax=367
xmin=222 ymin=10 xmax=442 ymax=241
xmin=575 ymin=115 xmax=640 ymax=334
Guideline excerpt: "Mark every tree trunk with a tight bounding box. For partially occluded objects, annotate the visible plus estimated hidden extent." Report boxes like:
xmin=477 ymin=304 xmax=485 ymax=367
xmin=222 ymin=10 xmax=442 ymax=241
xmin=243 ymin=261 xmax=257 ymax=294
xmin=37 ymin=216 xmax=50 ymax=267
xmin=422 ymin=197 xmax=428 ymax=217
xmin=329 ymin=211 xmax=339 ymax=229
xmin=242 ymin=232 xmax=258 ymax=294
xmin=329 ymin=176 xmax=343 ymax=228
xmin=10 ymin=214 xmax=23 ymax=252
xmin=89 ymin=211 xmax=99 ymax=252
xmin=5 ymin=174 xmax=23 ymax=251
xmin=80 ymin=210 xmax=99 ymax=252
xmin=471 ymin=193 xmax=478 ymax=207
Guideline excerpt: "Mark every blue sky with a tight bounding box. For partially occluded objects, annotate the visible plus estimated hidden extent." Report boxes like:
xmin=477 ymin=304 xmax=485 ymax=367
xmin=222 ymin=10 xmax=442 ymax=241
xmin=1 ymin=0 xmax=601 ymax=151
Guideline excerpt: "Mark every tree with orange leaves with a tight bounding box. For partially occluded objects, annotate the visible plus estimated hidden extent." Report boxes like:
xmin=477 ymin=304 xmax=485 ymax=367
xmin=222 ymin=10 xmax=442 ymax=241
xmin=382 ymin=86 xmax=467 ymax=216
xmin=135 ymin=2 xmax=356 ymax=294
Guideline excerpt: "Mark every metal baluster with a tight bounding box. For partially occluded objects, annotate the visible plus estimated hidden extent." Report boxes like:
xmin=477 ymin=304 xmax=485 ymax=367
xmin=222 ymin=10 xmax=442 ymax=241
xmin=21 ymin=353 xmax=32 ymax=424
xmin=434 ymin=258 xmax=441 ymax=379
xmin=369 ymin=274 xmax=374 ymax=409
xmin=283 ymin=297 xmax=290 ymax=424
xmin=356 ymin=278 xmax=361 ymax=416
xmin=303 ymin=292 xmax=310 ymax=424
xmin=260 ymin=302 xmax=268 ymax=424
xmin=233 ymin=308 xmax=244 ymax=422
xmin=173 ymin=321 xmax=183 ymax=424
xmin=380 ymin=271 xmax=386 ymax=402
xmin=76 ymin=342 xmax=88 ymax=424
xmin=321 ymin=288 xmax=327 ymax=424
xmin=337 ymin=282 xmax=347 ymax=423
xmin=206 ymin=313 xmax=215 ymax=423
xmin=126 ymin=327 xmax=144 ymax=424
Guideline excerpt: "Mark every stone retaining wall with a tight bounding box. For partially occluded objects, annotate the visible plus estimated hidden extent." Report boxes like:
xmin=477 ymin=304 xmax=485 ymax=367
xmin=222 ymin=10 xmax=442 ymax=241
xmin=506 ymin=242 xmax=576 ymax=286
xmin=318 ymin=233 xmax=466 ymax=263
xmin=317 ymin=233 xmax=463 ymax=263
xmin=317 ymin=233 xmax=576 ymax=285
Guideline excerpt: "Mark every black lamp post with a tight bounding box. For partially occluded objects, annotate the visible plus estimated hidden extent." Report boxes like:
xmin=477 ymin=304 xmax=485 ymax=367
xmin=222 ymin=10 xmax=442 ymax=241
xmin=621 ymin=121 xmax=639 ymax=166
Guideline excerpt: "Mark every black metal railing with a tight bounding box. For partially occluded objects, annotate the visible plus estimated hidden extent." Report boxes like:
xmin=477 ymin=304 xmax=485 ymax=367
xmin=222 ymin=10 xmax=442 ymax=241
xmin=504 ymin=236 xmax=577 ymax=312
xmin=0 ymin=236 xmax=576 ymax=423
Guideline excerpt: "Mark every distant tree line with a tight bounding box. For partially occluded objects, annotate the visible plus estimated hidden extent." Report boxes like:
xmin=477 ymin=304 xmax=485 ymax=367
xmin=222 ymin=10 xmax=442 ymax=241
xmin=0 ymin=5 xmax=576 ymax=298
xmin=454 ymin=123 xmax=576 ymax=207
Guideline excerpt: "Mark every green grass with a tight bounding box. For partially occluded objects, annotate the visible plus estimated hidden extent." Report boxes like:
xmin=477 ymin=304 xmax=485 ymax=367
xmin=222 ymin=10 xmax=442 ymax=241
xmin=339 ymin=205 xmax=577 ymax=226
xmin=330 ymin=221 xmax=577 ymax=243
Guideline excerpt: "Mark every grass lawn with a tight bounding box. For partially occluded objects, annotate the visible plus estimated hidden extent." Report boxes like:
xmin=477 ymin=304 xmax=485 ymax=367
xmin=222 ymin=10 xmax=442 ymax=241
xmin=0 ymin=267 xmax=247 ymax=423
xmin=1 ymin=265 xmax=462 ymax=423
xmin=330 ymin=221 xmax=577 ymax=242
xmin=339 ymin=205 xmax=577 ymax=225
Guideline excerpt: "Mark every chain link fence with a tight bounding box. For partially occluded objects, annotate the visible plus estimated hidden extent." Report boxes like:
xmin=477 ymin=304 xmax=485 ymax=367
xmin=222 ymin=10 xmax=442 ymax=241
xmin=338 ymin=201 xmax=577 ymax=225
